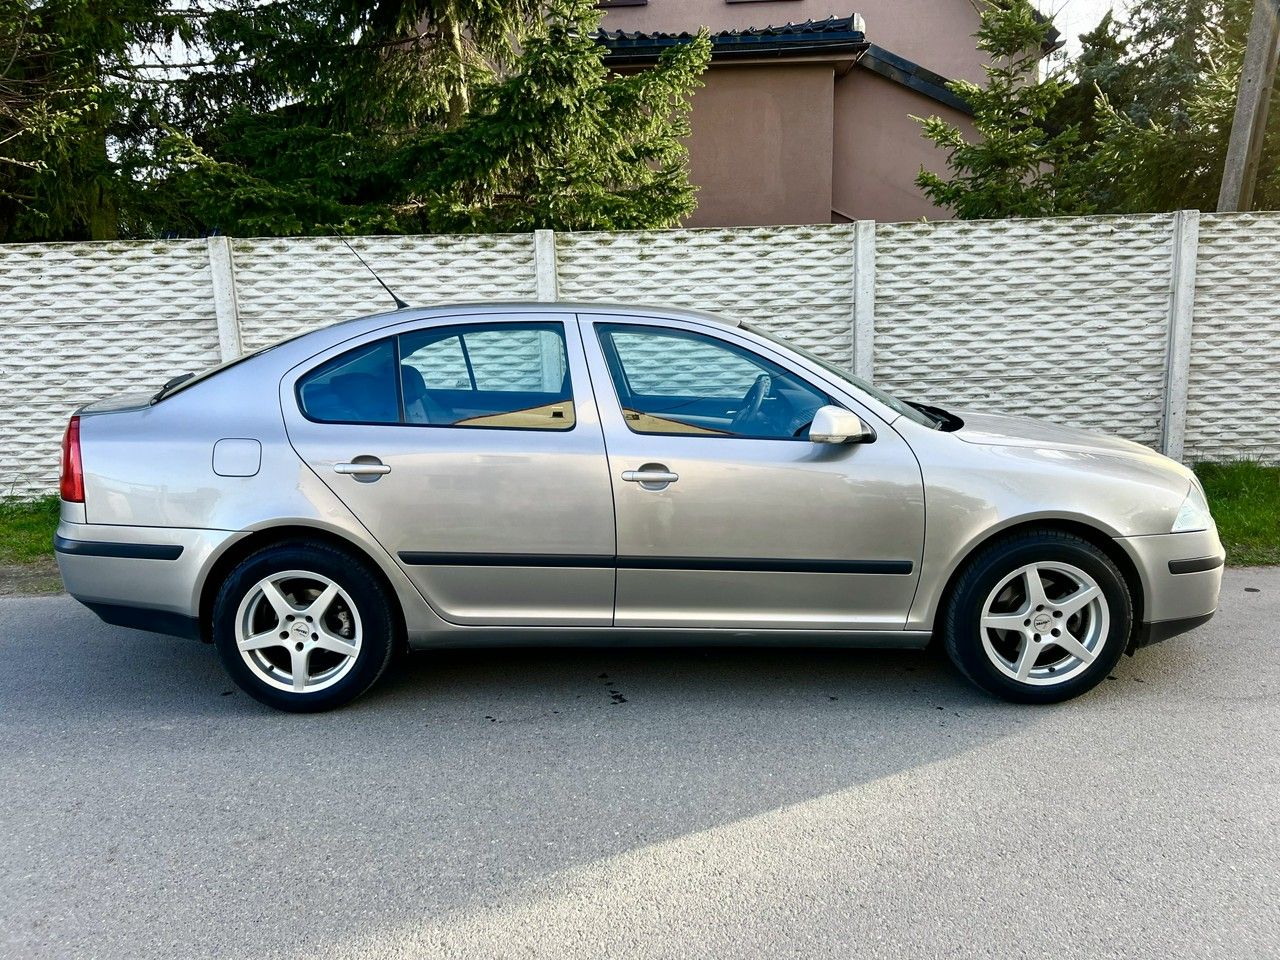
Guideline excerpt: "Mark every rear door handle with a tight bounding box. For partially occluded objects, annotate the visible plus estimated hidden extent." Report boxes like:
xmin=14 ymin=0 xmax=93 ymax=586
xmin=621 ymin=470 xmax=678 ymax=483
xmin=335 ymin=459 xmax=391 ymax=478
xmin=621 ymin=466 xmax=679 ymax=488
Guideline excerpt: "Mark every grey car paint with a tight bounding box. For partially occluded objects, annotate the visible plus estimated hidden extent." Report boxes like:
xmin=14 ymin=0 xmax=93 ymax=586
xmin=576 ymin=312 xmax=924 ymax=631
xmin=281 ymin=311 xmax=616 ymax=627
xmin=55 ymin=302 xmax=1224 ymax=652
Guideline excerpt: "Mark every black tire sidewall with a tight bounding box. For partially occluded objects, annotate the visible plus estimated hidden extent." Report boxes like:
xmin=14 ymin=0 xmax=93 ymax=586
xmin=212 ymin=543 xmax=395 ymax=712
xmin=945 ymin=533 xmax=1132 ymax=704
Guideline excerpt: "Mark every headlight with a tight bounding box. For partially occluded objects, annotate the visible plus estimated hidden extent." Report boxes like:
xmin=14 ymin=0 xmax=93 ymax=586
xmin=1172 ymin=483 xmax=1213 ymax=533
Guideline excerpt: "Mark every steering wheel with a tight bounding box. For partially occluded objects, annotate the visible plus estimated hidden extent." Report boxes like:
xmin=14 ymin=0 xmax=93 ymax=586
xmin=730 ymin=374 xmax=771 ymax=432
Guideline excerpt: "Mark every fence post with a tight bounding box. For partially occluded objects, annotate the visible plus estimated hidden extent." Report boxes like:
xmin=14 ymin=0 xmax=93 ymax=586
xmin=534 ymin=229 xmax=559 ymax=302
xmin=1161 ymin=210 xmax=1199 ymax=460
xmin=207 ymin=235 xmax=243 ymax=361
xmin=533 ymin=230 xmax=562 ymax=388
xmin=852 ymin=220 xmax=876 ymax=380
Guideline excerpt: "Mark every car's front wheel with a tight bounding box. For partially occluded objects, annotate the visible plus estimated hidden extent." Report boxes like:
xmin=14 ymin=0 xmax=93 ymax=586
xmin=942 ymin=530 xmax=1133 ymax=703
xmin=212 ymin=542 xmax=396 ymax=712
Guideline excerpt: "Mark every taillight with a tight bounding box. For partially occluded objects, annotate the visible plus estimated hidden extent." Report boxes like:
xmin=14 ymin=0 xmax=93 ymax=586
xmin=60 ymin=415 xmax=84 ymax=503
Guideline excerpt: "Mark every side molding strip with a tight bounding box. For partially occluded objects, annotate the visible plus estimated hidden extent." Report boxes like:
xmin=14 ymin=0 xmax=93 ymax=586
xmin=1167 ymin=555 xmax=1225 ymax=575
xmin=53 ymin=535 xmax=184 ymax=561
xmin=397 ymin=552 xmax=913 ymax=575
xmin=617 ymin=556 xmax=913 ymax=575
xmin=397 ymin=552 xmax=615 ymax=568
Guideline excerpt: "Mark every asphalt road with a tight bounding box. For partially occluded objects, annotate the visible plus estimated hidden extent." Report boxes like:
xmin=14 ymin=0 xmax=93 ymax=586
xmin=2 ymin=570 xmax=1277 ymax=960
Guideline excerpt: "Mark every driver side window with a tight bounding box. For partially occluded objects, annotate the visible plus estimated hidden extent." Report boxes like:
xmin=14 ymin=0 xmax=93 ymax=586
xmin=597 ymin=324 xmax=829 ymax=440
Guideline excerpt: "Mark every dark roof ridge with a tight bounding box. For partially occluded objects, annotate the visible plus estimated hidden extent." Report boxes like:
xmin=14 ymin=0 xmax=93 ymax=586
xmin=597 ymin=13 xmax=974 ymax=113
xmin=859 ymin=44 xmax=973 ymax=115
xmin=596 ymin=14 xmax=867 ymax=44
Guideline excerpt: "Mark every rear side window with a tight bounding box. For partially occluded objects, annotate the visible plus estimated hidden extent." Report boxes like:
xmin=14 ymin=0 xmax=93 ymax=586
xmin=297 ymin=340 xmax=400 ymax=424
xmin=297 ymin=322 xmax=574 ymax=430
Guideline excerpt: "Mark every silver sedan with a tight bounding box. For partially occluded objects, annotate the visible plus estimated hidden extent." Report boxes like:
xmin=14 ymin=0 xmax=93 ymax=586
xmin=54 ymin=303 xmax=1224 ymax=711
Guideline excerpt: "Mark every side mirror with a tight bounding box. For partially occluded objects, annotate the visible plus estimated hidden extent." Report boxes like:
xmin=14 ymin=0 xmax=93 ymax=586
xmin=810 ymin=405 xmax=875 ymax=444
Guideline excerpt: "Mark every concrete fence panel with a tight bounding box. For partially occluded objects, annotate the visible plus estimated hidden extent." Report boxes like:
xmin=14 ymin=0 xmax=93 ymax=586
xmin=0 ymin=240 xmax=221 ymax=497
xmin=1184 ymin=214 xmax=1280 ymax=463
xmin=555 ymin=225 xmax=859 ymax=363
xmin=1 ymin=213 xmax=1278 ymax=497
xmin=231 ymin=234 xmax=539 ymax=352
xmin=874 ymin=215 xmax=1177 ymax=449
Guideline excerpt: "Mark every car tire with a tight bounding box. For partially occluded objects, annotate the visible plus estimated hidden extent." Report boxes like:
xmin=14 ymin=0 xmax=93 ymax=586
xmin=212 ymin=542 xmax=397 ymax=712
xmin=942 ymin=529 xmax=1132 ymax=704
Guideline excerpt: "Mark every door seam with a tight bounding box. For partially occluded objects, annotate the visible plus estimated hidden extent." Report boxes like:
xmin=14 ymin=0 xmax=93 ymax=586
xmin=573 ymin=314 xmax=620 ymax=626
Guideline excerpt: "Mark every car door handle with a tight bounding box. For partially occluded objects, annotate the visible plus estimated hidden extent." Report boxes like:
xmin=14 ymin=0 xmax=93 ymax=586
xmin=621 ymin=469 xmax=679 ymax=484
xmin=334 ymin=461 xmax=391 ymax=476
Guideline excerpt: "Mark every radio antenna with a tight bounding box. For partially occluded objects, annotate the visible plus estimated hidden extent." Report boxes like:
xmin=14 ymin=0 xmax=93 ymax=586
xmin=340 ymin=238 xmax=410 ymax=310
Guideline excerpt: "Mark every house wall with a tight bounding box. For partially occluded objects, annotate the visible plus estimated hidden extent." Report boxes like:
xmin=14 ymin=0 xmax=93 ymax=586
xmin=3 ymin=213 xmax=1276 ymax=496
xmin=603 ymin=0 xmax=981 ymax=225
xmin=683 ymin=64 xmax=835 ymax=227
xmin=832 ymin=70 xmax=976 ymax=222
xmin=601 ymin=0 xmax=986 ymax=85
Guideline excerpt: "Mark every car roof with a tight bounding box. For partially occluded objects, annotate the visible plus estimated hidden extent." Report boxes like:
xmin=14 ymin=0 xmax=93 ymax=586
xmin=341 ymin=300 xmax=742 ymax=332
xmin=179 ymin=298 xmax=911 ymax=431
xmin=212 ymin=301 xmax=746 ymax=398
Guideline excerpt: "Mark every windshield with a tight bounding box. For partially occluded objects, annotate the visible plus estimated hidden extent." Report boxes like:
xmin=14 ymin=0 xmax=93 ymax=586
xmin=742 ymin=323 xmax=939 ymax=429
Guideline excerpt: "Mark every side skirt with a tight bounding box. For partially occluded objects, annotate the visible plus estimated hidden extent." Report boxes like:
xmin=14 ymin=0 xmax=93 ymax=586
xmin=405 ymin=627 xmax=933 ymax=651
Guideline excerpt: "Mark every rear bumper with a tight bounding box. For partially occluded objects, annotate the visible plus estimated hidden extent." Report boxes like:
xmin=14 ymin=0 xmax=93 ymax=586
xmin=79 ymin=601 xmax=202 ymax=640
xmin=1131 ymin=611 xmax=1216 ymax=650
xmin=55 ymin=520 xmax=241 ymax=638
xmin=1115 ymin=527 xmax=1224 ymax=646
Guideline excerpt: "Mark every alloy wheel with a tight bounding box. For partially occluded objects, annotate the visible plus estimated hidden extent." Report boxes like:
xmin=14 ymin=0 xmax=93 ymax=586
xmin=979 ymin=561 xmax=1110 ymax=686
xmin=234 ymin=570 xmax=363 ymax=694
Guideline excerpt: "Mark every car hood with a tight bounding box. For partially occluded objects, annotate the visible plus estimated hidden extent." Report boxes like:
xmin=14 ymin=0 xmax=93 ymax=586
xmin=953 ymin=410 xmax=1190 ymax=473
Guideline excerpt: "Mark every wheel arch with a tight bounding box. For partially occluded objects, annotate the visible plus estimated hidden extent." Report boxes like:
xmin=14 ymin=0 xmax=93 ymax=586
xmin=196 ymin=523 xmax=408 ymax=646
xmin=931 ymin=517 xmax=1146 ymax=638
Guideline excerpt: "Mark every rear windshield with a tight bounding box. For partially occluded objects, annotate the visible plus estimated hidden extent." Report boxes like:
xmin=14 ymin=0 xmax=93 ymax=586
xmin=152 ymin=332 xmax=310 ymax=403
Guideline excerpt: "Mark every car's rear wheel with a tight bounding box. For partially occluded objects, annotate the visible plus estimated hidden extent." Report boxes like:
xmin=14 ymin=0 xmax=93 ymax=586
xmin=942 ymin=530 xmax=1132 ymax=703
xmin=212 ymin=542 xmax=396 ymax=712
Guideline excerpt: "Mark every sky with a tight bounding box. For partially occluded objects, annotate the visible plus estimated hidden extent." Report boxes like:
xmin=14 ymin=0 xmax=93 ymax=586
xmin=1046 ymin=0 xmax=1132 ymax=58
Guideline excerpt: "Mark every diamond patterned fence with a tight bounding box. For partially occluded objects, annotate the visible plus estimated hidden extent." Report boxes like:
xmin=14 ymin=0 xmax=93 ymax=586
xmin=2 ymin=214 xmax=1276 ymax=497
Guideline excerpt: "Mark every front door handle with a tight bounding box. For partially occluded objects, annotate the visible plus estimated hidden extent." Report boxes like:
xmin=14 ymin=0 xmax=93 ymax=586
xmin=621 ymin=465 xmax=679 ymax=489
xmin=621 ymin=470 xmax=678 ymax=483
xmin=334 ymin=458 xmax=391 ymax=481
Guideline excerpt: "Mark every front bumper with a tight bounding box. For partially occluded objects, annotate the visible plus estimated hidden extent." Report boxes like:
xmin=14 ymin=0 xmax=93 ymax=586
xmin=1115 ymin=526 xmax=1225 ymax=647
xmin=55 ymin=519 xmax=241 ymax=638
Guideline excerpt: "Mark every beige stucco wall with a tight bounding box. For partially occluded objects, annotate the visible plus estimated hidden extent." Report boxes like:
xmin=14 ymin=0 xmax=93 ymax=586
xmin=601 ymin=0 xmax=986 ymax=85
xmin=832 ymin=69 xmax=975 ymax=222
xmin=682 ymin=64 xmax=835 ymax=227
xmin=603 ymin=0 xmax=984 ymax=225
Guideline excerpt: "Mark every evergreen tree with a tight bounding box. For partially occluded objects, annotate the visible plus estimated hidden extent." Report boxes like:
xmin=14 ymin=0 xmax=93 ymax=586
xmin=914 ymin=0 xmax=1091 ymax=219
xmin=0 ymin=0 xmax=197 ymax=241
xmin=157 ymin=0 xmax=709 ymax=234
xmin=1057 ymin=0 xmax=1279 ymax=212
xmin=351 ymin=0 xmax=545 ymax=125
xmin=1050 ymin=11 xmax=1132 ymax=149
xmin=3 ymin=0 xmax=709 ymax=240
xmin=391 ymin=0 xmax=711 ymax=232
xmin=1 ymin=1 xmax=91 ymax=236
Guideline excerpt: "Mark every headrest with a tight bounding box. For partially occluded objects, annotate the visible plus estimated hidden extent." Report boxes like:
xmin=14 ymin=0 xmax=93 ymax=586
xmin=401 ymin=364 xmax=427 ymax=401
